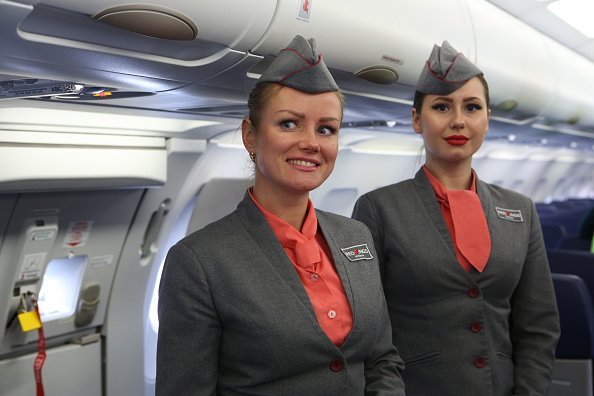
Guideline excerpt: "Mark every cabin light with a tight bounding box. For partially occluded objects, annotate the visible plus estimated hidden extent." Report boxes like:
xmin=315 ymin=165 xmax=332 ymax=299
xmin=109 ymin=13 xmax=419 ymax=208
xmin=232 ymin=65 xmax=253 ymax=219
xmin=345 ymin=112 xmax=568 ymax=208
xmin=569 ymin=141 xmax=578 ymax=148
xmin=487 ymin=150 xmax=527 ymax=160
xmin=386 ymin=120 xmax=397 ymax=128
xmin=38 ymin=256 xmax=87 ymax=322
xmin=508 ymin=134 xmax=517 ymax=142
xmin=349 ymin=134 xmax=423 ymax=156
xmin=556 ymin=155 xmax=581 ymax=163
xmin=548 ymin=0 xmax=594 ymax=38
xmin=540 ymin=138 xmax=548 ymax=145
xmin=529 ymin=152 xmax=556 ymax=161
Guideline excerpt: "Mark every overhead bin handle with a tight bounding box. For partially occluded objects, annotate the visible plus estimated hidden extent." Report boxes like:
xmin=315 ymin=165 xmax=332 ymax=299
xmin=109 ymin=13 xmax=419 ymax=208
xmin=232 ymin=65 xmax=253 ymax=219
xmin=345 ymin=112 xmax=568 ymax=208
xmin=18 ymin=4 xmax=242 ymax=66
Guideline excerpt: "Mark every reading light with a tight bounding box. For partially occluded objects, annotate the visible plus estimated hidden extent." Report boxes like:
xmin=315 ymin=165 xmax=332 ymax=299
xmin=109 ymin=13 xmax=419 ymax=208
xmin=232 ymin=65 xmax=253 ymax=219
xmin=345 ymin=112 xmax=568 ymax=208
xmin=548 ymin=0 xmax=594 ymax=38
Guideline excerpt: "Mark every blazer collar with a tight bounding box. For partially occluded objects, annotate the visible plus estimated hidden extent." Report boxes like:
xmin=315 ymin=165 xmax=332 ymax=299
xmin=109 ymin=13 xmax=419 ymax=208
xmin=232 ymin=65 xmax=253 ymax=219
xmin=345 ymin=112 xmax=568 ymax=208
xmin=236 ymin=193 xmax=316 ymax=316
xmin=235 ymin=193 xmax=355 ymax=349
xmin=316 ymin=211 xmax=355 ymax=315
xmin=413 ymin=169 xmax=455 ymax=255
xmin=413 ymin=168 xmax=492 ymax=224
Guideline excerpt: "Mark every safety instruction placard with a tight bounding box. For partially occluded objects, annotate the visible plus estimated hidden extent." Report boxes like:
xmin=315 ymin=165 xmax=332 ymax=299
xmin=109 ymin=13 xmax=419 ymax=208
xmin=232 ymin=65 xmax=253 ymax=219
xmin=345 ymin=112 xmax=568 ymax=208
xmin=18 ymin=252 xmax=47 ymax=281
xmin=62 ymin=220 xmax=93 ymax=248
xmin=297 ymin=0 xmax=311 ymax=21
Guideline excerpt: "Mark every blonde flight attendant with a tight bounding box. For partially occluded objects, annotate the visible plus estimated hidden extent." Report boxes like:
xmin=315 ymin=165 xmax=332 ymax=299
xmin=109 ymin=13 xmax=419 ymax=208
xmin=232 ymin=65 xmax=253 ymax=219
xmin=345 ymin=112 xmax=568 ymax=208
xmin=157 ymin=35 xmax=405 ymax=395
xmin=353 ymin=41 xmax=560 ymax=396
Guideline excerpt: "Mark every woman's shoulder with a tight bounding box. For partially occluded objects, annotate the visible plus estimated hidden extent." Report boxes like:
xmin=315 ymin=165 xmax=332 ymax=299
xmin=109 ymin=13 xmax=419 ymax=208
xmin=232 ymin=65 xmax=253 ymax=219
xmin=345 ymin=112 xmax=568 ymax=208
xmin=317 ymin=209 xmax=375 ymax=236
xmin=178 ymin=209 xmax=243 ymax=249
xmin=360 ymin=178 xmax=415 ymax=200
xmin=316 ymin=209 xmax=365 ymax=228
xmin=479 ymin=180 xmax=534 ymax=206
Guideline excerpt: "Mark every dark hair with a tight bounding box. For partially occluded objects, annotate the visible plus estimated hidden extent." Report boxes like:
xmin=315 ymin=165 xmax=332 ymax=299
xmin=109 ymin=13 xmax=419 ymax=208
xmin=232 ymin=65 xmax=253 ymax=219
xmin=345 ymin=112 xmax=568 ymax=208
xmin=247 ymin=82 xmax=345 ymax=128
xmin=412 ymin=74 xmax=490 ymax=114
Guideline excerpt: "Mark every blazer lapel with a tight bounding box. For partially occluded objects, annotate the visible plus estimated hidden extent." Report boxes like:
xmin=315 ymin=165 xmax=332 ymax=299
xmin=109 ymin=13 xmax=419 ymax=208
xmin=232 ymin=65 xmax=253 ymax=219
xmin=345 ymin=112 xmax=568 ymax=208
xmin=413 ymin=169 xmax=457 ymax=257
xmin=316 ymin=212 xmax=360 ymax=348
xmin=235 ymin=194 xmax=318 ymax=320
xmin=316 ymin=213 xmax=355 ymax=310
xmin=476 ymin=178 xmax=494 ymax=228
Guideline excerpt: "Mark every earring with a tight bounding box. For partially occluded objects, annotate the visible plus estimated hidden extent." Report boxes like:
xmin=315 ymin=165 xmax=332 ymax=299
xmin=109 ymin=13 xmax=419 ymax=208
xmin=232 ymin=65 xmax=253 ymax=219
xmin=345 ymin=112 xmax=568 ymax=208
xmin=249 ymin=152 xmax=256 ymax=163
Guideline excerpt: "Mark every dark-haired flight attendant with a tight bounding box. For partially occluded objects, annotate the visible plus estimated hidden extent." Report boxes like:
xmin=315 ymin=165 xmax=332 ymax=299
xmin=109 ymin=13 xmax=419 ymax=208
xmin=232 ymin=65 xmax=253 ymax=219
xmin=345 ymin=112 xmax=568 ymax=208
xmin=353 ymin=41 xmax=560 ymax=396
xmin=156 ymin=35 xmax=405 ymax=395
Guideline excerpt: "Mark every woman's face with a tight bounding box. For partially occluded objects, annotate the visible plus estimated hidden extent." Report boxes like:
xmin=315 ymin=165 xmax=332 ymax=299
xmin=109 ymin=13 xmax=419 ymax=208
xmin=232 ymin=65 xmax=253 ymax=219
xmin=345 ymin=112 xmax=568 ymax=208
xmin=412 ymin=77 xmax=489 ymax=168
xmin=242 ymin=86 xmax=342 ymax=197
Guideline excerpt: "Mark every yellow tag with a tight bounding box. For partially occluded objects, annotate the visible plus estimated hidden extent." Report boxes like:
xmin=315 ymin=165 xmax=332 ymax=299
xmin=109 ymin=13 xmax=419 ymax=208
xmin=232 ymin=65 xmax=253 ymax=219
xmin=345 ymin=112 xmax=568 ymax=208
xmin=18 ymin=310 xmax=42 ymax=332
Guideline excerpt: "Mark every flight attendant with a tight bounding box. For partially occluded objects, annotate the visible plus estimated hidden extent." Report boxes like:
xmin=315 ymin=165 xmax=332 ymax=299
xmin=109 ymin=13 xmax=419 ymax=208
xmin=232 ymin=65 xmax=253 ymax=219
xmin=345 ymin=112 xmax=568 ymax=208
xmin=352 ymin=41 xmax=560 ymax=396
xmin=156 ymin=35 xmax=405 ymax=395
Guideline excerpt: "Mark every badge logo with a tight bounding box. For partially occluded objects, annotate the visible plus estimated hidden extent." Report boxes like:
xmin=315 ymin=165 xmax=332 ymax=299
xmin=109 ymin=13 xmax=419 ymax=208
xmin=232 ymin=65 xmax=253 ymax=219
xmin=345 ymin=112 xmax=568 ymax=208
xmin=495 ymin=207 xmax=523 ymax=222
xmin=341 ymin=244 xmax=373 ymax=261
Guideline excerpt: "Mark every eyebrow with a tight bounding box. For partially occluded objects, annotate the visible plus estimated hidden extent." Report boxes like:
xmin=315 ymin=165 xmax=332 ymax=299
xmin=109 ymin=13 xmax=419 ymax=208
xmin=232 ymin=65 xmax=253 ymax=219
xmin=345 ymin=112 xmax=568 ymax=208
xmin=431 ymin=96 xmax=484 ymax=103
xmin=319 ymin=116 xmax=341 ymax=123
xmin=276 ymin=110 xmax=340 ymax=123
xmin=276 ymin=109 xmax=305 ymax=118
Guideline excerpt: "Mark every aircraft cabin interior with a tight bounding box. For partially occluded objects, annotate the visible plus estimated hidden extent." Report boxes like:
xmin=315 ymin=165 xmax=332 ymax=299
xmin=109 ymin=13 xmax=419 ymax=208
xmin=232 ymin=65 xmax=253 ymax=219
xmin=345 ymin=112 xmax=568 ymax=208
xmin=0 ymin=0 xmax=593 ymax=395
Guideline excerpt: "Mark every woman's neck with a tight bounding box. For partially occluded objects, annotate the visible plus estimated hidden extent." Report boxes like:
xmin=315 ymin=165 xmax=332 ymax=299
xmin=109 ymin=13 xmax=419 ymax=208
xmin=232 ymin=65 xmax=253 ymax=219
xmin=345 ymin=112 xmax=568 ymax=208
xmin=251 ymin=186 xmax=310 ymax=231
xmin=424 ymin=160 xmax=473 ymax=190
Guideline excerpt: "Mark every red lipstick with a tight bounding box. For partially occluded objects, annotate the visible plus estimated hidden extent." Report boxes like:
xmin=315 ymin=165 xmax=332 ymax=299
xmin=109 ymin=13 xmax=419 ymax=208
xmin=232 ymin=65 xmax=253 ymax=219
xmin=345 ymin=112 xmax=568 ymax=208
xmin=444 ymin=135 xmax=469 ymax=146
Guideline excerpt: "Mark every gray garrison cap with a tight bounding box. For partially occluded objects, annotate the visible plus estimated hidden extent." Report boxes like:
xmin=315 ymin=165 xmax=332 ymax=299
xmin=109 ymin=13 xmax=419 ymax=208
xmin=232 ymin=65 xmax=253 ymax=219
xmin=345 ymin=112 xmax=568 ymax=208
xmin=415 ymin=40 xmax=483 ymax=95
xmin=258 ymin=35 xmax=339 ymax=93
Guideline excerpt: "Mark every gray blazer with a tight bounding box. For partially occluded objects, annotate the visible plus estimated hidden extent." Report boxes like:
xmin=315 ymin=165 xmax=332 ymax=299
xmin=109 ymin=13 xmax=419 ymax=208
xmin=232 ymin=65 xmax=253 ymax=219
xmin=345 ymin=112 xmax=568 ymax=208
xmin=156 ymin=194 xmax=405 ymax=396
xmin=352 ymin=170 xmax=560 ymax=396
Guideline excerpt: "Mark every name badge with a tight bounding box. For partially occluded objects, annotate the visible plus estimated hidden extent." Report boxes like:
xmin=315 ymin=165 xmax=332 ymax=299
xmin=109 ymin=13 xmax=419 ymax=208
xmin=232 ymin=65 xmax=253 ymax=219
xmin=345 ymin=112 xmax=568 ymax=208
xmin=341 ymin=244 xmax=373 ymax=261
xmin=495 ymin=207 xmax=523 ymax=222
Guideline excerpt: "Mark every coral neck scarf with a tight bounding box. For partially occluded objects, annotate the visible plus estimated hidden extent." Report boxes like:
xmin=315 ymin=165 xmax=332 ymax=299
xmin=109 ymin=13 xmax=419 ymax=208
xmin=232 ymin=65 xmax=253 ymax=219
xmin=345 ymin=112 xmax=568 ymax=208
xmin=424 ymin=166 xmax=491 ymax=272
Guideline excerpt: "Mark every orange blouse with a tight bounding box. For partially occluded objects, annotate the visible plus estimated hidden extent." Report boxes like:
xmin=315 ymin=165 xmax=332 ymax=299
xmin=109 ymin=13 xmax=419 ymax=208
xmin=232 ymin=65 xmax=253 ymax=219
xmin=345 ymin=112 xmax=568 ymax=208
xmin=248 ymin=190 xmax=353 ymax=345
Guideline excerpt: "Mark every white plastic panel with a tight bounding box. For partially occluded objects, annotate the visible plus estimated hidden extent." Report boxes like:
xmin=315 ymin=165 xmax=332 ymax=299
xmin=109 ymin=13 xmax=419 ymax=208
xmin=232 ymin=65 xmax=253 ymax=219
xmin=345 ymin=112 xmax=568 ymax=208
xmin=0 ymin=341 xmax=101 ymax=396
xmin=251 ymin=0 xmax=474 ymax=88
xmin=544 ymin=40 xmax=594 ymax=126
xmin=466 ymin=0 xmax=555 ymax=117
xmin=15 ymin=0 xmax=277 ymax=50
xmin=0 ymin=133 xmax=167 ymax=191
xmin=0 ymin=189 xmax=143 ymax=354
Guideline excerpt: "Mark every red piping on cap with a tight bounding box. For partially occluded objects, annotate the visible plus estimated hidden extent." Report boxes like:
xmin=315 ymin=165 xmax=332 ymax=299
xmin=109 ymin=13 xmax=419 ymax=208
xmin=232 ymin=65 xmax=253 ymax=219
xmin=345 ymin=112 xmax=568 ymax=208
xmin=277 ymin=47 xmax=323 ymax=84
xmin=425 ymin=52 xmax=470 ymax=83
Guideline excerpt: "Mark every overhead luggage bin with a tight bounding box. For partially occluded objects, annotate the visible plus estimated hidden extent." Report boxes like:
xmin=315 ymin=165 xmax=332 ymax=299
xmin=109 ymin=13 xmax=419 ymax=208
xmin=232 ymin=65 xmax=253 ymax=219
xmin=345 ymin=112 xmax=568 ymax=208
xmin=0 ymin=131 xmax=167 ymax=191
xmin=13 ymin=0 xmax=277 ymax=52
xmin=0 ymin=0 xmax=277 ymax=92
xmin=544 ymin=41 xmax=594 ymax=127
xmin=466 ymin=0 xmax=556 ymax=123
xmin=249 ymin=0 xmax=475 ymax=95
